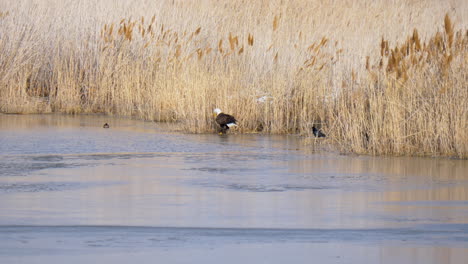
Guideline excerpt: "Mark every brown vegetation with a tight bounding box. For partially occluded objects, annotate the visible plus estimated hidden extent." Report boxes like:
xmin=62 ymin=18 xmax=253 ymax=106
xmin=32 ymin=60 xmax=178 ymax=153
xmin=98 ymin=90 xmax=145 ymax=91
xmin=0 ymin=0 xmax=467 ymax=158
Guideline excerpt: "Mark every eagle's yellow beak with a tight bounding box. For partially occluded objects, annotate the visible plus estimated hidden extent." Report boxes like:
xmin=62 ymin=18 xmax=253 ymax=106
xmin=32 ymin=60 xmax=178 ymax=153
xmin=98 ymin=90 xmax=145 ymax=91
xmin=213 ymin=113 xmax=217 ymax=117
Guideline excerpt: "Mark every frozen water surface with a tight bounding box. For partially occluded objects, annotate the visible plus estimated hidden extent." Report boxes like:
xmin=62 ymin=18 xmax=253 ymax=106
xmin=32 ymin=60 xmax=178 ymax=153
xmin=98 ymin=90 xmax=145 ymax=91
xmin=0 ymin=114 xmax=467 ymax=263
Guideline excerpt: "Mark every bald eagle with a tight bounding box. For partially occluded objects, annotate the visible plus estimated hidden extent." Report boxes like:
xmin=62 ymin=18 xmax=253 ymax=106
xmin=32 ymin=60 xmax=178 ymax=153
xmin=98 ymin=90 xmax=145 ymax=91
xmin=213 ymin=108 xmax=237 ymax=134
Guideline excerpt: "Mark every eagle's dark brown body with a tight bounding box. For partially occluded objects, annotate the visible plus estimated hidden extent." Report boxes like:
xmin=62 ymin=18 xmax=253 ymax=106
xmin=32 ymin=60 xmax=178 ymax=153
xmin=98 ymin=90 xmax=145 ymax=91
xmin=215 ymin=113 xmax=237 ymax=134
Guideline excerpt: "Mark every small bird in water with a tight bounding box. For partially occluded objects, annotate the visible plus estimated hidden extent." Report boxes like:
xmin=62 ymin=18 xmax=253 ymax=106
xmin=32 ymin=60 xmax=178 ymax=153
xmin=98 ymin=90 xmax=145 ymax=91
xmin=213 ymin=108 xmax=237 ymax=134
xmin=103 ymin=123 xmax=110 ymax=128
xmin=312 ymin=126 xmax=326 ymax=138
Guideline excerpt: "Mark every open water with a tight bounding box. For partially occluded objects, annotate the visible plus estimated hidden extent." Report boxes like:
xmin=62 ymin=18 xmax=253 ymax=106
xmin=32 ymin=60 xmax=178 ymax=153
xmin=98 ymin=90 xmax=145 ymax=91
xmin=0 ymin=114 xmax=467 ymax=263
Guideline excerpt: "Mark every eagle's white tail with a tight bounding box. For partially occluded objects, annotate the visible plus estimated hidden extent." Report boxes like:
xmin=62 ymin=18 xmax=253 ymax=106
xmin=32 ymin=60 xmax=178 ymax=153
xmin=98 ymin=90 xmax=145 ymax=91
xmin=227 ymin=123 xmax=238 ymax=128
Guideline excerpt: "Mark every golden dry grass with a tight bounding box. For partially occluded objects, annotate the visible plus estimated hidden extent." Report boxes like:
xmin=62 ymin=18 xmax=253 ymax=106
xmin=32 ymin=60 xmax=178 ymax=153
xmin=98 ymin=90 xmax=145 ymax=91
xmin=0 ymin=0 xmax=467 ymax=158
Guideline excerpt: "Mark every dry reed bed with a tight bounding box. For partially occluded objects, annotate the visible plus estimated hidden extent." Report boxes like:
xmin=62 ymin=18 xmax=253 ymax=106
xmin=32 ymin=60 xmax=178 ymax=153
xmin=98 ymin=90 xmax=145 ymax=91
xmin=0 ymin=0 xmax=467 ymax=158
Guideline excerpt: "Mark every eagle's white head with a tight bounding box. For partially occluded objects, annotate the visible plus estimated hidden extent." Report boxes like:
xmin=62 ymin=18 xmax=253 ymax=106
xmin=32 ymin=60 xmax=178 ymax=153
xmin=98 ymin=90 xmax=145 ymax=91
xmin=213 ymin=108 xmax=222 ymax=116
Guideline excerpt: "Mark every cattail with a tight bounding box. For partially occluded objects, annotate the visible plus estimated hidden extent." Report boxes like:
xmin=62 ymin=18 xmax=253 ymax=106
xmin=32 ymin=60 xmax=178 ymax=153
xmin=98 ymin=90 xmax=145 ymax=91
xmin=380 ymin=37 xmax=385 ymax=56
xmin=273 ymin=15 xmax=279 ymax=31
xmin=380 ymin=38 xmax=389 ymax=56
xmin=444 ymin=14 xmax=454 ymax=48
xmin=175 ymin=44 xmax=181 ymax=58
xmin=365 ymin=56 xmax=370 ymax=70
xmin=108 ymin=24 xmax=114 ymax=36
xmin=124 ymin=24 xmax=133 ymax=41
xmin=387 ymin=51 xmax=396 ymax=72
xmin=434 ymin=32 xmax=443 ymax=51
xmin=218 ymin=39 xmax=223 ymax=53
xmin=139 ymin=25 xmax=145 ymax=37
xmin=196 ymin=48 xmax=203 ymax=60
xmin=412 ymin=29 xmax=421 ymax=51
xmin=402 ymin=43 xmax=409 ymax=56
xmin=248 ymin=33 xmax=254 ymax=46
xmin=194 ymin=27 xmax=201 ymax=35
xmin=228 ymin=33 xmax=238 ymax=51
xmin=238 ymin=46 xmax=244 ymax=55
xmin=319 ymin=37 xmax=328 ymax=47
xmin=229 ymin=33 xmax=234 ymax=50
